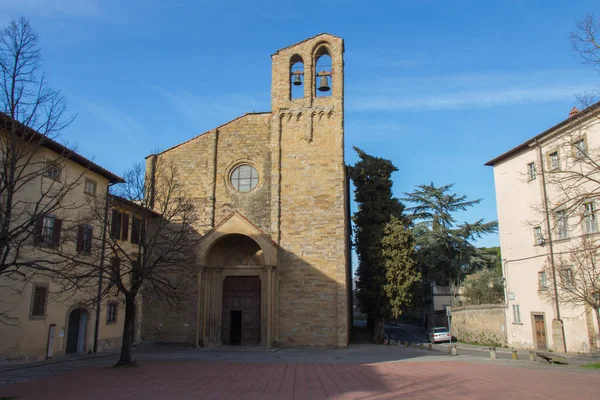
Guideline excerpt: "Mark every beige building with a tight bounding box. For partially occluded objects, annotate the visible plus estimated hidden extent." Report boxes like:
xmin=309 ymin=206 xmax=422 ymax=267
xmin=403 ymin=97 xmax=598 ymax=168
xmin=141 ymin=34 xmax=351 ymax=348
xmin=486 ymin=104 xmax=600 ymax=353
xmin=0 ymin=113 xmax=134 ymax=361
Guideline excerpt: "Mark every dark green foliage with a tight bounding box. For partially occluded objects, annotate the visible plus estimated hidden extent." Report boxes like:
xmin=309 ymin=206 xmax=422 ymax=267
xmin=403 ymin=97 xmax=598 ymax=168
xmin=349 ymin=148 xmax=405 ymax=322
xmin=462 ymin=268 xmax=505 ymax=305
xmin=382 ymin=216 xmax=421 ymax=319
xmin=403 ymin=183 xmax=498 ymax=285
xmin=479 ymin=247 xmax=502 ymax=276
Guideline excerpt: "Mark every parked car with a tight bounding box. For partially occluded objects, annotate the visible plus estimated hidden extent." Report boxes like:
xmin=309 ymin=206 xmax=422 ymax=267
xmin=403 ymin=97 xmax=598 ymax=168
xmin=429 ymin=327 xmax=452 ymax=343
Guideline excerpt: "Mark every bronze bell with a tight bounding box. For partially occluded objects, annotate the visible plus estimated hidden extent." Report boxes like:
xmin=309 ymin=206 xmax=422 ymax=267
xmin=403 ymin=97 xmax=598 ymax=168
xmin=293 ymin=73 xmax=302 ymax=86
xmin=317 ymin=75 xmax=330 ymax=92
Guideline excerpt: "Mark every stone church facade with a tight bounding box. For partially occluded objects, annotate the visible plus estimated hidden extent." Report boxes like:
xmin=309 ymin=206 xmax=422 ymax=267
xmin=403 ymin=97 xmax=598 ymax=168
xmin=141 ymin=34 xmax=351 ymax=348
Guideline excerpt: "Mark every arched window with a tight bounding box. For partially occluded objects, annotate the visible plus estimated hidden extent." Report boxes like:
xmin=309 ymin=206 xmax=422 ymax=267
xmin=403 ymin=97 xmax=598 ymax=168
xmin=314 ymin=46 xmax=332 ymax=97
xmin=290 ymin=54 xmax=304 ymax=100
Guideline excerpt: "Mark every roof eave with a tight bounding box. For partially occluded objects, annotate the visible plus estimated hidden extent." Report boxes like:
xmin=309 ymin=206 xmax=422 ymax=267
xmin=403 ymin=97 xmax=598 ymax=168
xmin=484 ymin=101 xmax=600 ymax=167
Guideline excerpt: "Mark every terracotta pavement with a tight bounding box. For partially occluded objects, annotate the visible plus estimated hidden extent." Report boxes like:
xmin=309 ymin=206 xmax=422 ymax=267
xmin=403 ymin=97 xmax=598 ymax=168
xmin=1 ymin=360 xmax=598 ymax=399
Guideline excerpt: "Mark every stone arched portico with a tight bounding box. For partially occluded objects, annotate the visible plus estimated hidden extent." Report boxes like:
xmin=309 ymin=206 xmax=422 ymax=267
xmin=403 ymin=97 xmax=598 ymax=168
xmin=195 ymin=212 xmax=279 ymax=347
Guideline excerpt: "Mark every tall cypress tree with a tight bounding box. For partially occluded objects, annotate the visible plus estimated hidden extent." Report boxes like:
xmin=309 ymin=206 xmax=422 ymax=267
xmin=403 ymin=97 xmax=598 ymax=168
xmin=383 ymin=216 xmax=421 ymax=320
xmin=349 ymin=147 xmax=409 ymax=342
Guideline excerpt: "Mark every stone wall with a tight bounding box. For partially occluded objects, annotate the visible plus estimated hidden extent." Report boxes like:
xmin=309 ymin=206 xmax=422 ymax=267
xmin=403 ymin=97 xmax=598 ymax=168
xmin=272 ymin=34 xmax=348 ymax=348
xmin=452 ymin=304 xmax=507 ymax=346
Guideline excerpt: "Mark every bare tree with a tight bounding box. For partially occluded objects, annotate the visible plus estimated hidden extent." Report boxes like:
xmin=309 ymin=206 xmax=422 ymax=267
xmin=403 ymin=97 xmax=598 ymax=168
xmin=571 ymin=13 xmax=600 ymax=106
xmin=50 ymin=159 xmax=199 ymax=367
xmin=540 ymin=236 xmax=600 ymax=336
xmin=0 ymin=18 xmax=82 ymax=324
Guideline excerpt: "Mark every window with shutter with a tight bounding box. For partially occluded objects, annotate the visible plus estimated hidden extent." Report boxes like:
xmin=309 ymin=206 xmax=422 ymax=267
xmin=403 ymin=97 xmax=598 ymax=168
xmin=534 ymin=227 xmax=544 ymax=245
xmin=84 ymin=178 xmax=97 ymax=195
xmin=110 ymin=257 xmax=120 ymax=284
xmin=131 ymin=217 xmax=142 ymax=245
xmin=121 ymin=213 xmax=129 ymax=241
xmin=583 ymin=202 xmax=598 ymax=234
xmin=111 ymin=210 xmax=121 ymax=239
xmin=548 ymin=151 xmax=559 ymax=170
xmin=538 ymin=272 xmax=548 ymax=290
xmin=560 ymin=268 xmax=574 ymax=288
xmin=555 ymin=210 xmax=568 ymax=240
xmin=34 ymin=216 xmax=44 ymax=244
xmin=106 ymin=302 xmax=118 ymax=323
xmin=77 ymin=225 xmax=93 ymax=253
xmin=76 ymin=225 xmax=84 ymax=252
xmin=512 ymin=304 xmax=521 ymax=323
xmin=31 ymin=285 xmax=47 ymax=316
xmin=40 ymin=215 xmax=55 ymax=244
xmin=573 ymin=138 xmax=587 ymax=158
xmin=51 ymin=219 xmax=62 ymax=248
xmin=527 ymin=162 xmax=536 ymax=180
xmin=84 ymin=226 xmax=93 ymax=253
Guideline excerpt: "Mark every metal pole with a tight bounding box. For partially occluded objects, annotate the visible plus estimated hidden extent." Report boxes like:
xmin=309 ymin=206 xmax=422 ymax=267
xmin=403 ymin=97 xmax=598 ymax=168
xmin=93 ymin=183 xmax=114 ymax=353
xmin=536 ymin=139 xmax=567 ymax=353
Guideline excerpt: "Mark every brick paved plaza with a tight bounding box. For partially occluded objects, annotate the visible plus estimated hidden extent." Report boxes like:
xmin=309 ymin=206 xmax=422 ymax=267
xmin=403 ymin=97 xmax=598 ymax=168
xmin=1 ymin=356 xmax=599 ymax=399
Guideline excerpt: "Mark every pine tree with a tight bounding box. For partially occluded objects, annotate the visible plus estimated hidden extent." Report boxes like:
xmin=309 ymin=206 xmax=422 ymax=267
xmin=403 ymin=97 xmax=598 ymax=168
xmin=403 ymin=183 xmax=497 ymax=286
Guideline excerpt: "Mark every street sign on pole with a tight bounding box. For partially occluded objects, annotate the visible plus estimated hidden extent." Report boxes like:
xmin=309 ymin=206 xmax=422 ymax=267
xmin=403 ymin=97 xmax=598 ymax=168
xmin=446 ymin=306 xmax=452 ymax=338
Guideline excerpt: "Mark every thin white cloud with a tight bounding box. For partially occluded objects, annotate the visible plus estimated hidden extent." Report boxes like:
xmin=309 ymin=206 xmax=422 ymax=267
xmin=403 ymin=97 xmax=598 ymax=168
xmin=0 ymin=0 xmax=102 ymax=17
xmin=152 ymin=86 xmax=268 ymax=124
xmin=76 ymin=98 xmax=143 ymax=135
xmin=348 ymin=85 xmax=588 ymax=112
xmin=345 ymin=119 xmax=407 ymax=143
xmin=348 ymin=68 xmax=592 ymax=112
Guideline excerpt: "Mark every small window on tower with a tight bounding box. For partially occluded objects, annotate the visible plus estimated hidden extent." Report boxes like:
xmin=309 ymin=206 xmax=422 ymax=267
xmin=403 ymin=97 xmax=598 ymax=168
xmin=314 ymin=46 xmax=332 ymax=97
xmin=290 ymin=54 xmax=304 ymax=100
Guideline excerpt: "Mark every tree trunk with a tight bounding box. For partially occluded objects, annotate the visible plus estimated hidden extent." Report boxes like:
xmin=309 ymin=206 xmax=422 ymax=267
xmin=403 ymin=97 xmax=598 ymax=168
xmin=114 ymin=296 xmax=136 ymax=367
xmin=596 ymin=307 xmax=600 ymax=348
xmin=373 ymin=317 xmax=385 ymax=344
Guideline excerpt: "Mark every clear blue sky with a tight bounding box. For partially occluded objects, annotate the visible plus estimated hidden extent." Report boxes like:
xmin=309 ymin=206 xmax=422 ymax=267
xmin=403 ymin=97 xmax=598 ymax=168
xmin=2 ymin=1 xmax=599 ymax=248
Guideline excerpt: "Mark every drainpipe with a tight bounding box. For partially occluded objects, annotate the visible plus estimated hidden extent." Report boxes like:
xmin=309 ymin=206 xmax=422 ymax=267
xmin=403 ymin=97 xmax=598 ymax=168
xmin=535 ymin=139 xmax=567 ymax=353
xmin=93 ymin=182 xmax=117 ymax=353
xmin=502 ymin=258 xmax=510 ymax=344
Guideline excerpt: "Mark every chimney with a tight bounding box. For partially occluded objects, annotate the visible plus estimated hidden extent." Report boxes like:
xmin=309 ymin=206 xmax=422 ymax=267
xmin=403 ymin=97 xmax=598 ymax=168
xmin=569 ymin=106 xmax=580 ymax=117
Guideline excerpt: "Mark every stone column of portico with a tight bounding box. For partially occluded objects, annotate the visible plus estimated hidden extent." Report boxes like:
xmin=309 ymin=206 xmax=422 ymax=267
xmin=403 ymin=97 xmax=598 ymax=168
xmin=195 ymin=268 xmax=203 ymax=347
xmin=266 ymin=265 xmax=276 ymax=347
xmin=201 ymin=268 xmax=223 ymax=346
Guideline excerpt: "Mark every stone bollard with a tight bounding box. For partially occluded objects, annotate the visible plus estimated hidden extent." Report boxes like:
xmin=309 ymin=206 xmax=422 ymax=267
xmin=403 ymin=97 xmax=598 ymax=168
xmin=512 ymin=350 xmax=518 ymax=360
xmin=450 ymin=344 xmax=457 ymax=356
xmin=529 ymin=350 xmax=536 ymax=362
xmin=489 ymin=346 xmax=496 ymax=360
xmin=404 ymin=341 xmax=409 ymax=347
xmin=428 ymin=343 xmax=433 ymax=351
xmin=419 ymin=343 xmax=424 ymax=350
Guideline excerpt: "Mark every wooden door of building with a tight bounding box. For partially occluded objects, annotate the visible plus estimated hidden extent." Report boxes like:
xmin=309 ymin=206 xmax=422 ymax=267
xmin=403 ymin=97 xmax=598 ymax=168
xmin=534 ymin=314 xmax=547 ymax=350
xmin=222 ymin=276 xmax=261 ymax=345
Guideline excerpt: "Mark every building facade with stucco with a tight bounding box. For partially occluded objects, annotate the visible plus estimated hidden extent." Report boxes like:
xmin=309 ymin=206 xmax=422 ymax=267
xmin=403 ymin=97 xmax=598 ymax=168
xmin=0 ymin=113 xmax=133 ymax=361
xmin=141 ymin=34 xmax=351 ymax=348
xmin=486 ymin=104 xmax=600 ymax=353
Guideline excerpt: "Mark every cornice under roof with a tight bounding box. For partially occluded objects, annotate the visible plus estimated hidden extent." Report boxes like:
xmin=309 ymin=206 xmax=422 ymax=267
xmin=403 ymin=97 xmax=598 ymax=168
xmin=484 ymin=101 xmax=600 ymax=167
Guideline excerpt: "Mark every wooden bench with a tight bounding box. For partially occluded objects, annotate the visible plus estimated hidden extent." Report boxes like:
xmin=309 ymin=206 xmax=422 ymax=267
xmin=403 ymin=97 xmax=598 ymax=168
xmin=536 ymin=352 xmax=568 ymax=364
